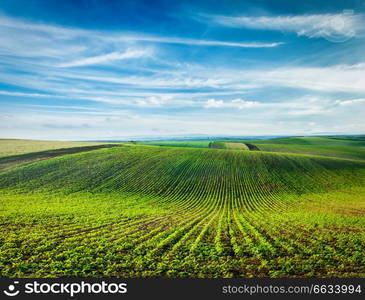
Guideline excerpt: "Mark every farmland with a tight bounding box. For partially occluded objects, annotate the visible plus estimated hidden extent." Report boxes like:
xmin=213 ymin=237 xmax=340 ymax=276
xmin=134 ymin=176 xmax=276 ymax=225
xmin=141 ymin=136 xmax=365 ymax=160
xmin=208 ymin=141 xmax=249 ymax=150
xmin=0 ymin=144 xmax=124 ymax=172
xmin=0 ymin=138 xmax=365 ymax=277
xmin=0 ymin=139 xmax=109 ymax=158
xmin=247 ymin=136 xmax=365 ymax=160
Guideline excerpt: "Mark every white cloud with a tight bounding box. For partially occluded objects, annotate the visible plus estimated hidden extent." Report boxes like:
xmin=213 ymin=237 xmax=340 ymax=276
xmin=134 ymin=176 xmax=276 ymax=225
xmin=231 ymin=98 xmax=259 ymax=109
xmin=202 ymin=95 xmax=362 ymax=118
xmin=4 ymin=13 xmax=363 ymax=98
xmin=0 ymin=13 xmax=84 ymax=38
xmin=245 ymin=63 xmax=365 ymax=92
xmin=208 ymin=12 xmax=363 ymax=40
xmin=58 ymin=49 xmax=150 ymax=67
xmin=0 ymin=14 xmax=281 ymax=55
xmin=1 ymin=13 xmax=365 ymax=138
xmin=335 ymin=98 xmax=365 ymax=105
xmin=129 ymin=36 xmax=283 ymax=48
xmin=205 ymin=98 xmax=260 ymax=109
xmin=205 ymin=99 xmax=224 ymax=108
xmin=0 ymin=90 xmax=59 ymax=98
xmin=3 ymin=98 xmax=364 ymax=140
xmin=135 ymin=95 xmax=173 ymax=107
xmin=53 ymin=62 xmax=365 ymax=93
xmin=286 ymin=107 xmax=326 ymax=116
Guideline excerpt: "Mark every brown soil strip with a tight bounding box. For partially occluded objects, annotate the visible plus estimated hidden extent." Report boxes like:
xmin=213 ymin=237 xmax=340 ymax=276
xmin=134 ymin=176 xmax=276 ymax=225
xmin=0 ymin=144 xmax=123 ymax=172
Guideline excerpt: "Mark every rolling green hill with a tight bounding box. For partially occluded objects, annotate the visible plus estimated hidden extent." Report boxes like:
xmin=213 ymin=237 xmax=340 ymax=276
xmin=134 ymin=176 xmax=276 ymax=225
xmin=1 ymin=145 xmax=364 ymax=277
xmin=1 ymin=146 xmax=363 ymax=197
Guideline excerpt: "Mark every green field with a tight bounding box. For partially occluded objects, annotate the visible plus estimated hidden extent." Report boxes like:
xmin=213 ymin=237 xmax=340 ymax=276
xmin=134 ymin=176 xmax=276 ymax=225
xmin=141 ymin=136 xmax=365 ymax=160
xmin=248 ymin=136 xmax=365 ymax=160
xmin=0 ymin=138 xmax=364 ymax=277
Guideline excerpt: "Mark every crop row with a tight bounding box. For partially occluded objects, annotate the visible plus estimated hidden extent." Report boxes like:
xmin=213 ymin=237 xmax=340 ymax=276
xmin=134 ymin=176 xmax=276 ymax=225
xmin=0 ymin=146 xmax=364 ymax=277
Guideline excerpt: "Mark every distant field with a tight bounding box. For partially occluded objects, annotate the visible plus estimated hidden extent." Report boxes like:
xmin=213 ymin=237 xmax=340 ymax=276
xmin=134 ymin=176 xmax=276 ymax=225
xmin=140 ymin=136 xmax=365 ymax=160
xmin=224 ymin=142 xmax=248 ymax=150
xmin=209 ymin=141 xmax=249 ymax=150
xmin=0 ymin=144 xmax=123 ymax=172
xmin=1 ymin=142 xmax=364 ymax=277
xmin=0 ymin=139 xmax=107 ymax=158
xmin=140 ymin=140 xmax=211 ymax=148
xmin=248 ymin=136 xmax=365 ymax=160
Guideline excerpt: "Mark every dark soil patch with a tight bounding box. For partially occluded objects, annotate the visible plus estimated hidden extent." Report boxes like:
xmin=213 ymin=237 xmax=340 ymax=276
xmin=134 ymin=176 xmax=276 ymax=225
xmin=244 ymin=143 xmax=260 ymax=151
xmin=0 ymin=144 xmax=123 ymax=172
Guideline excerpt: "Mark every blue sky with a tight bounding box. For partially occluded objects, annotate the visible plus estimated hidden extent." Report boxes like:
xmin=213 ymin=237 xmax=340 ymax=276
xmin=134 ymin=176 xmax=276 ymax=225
xmin=0 ymin=0 xmax=364 ymax=140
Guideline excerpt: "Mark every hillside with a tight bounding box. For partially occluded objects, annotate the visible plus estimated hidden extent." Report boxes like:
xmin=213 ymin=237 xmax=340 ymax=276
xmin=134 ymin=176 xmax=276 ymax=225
xmin=1 ymin=146 xmax=363 ymax=198
xmin=1 ymin=145 xmax=364 ymax=277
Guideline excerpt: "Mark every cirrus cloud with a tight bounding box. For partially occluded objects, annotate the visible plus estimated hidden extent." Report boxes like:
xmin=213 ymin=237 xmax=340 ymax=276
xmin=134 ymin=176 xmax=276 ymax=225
xmin=57 ymin=49 xmax=151 ymax=68
xmin=204 ymin=12 xmax=363 ymax=40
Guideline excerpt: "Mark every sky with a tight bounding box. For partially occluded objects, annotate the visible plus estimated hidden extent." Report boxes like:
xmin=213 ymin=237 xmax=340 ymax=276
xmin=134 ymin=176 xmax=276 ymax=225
xmin=0 ymin=0 xmax=364 ymax=140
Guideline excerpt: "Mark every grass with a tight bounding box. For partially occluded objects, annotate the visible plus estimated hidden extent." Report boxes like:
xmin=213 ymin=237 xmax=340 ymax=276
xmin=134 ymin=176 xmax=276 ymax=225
xmin=0 ymin=144 xmax=364 ymax=277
